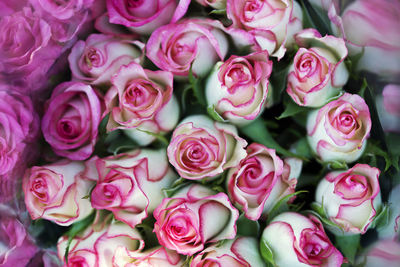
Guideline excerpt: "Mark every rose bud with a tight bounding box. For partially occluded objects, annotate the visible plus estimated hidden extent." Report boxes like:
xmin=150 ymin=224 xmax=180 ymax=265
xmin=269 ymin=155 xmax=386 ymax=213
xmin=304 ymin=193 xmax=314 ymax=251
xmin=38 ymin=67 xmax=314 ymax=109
xmin=106 ymin=0 xmax=190 ymax=35
xmin=206 ymin=51 xmax=273 ymax=125
xmin=307 ymin=93 xmax=371 ymax=163
xmin=153 ymin=184 xmax=239 ymax=256
xmin=113 ymin=247 xmax=184 ymax=267
xmin=167 ymin=114 xmax=247 ymax=180
xmin=23 ymin=161 xmax=94 ymax=226
xmin=226 ymin=0 xmax=303 ymax=59
xmin=342 ymin=0 xmax=400 ymax=81
xmin=191 ymin=236 xmax=265 ymax=267
xmin=287 ymin=29 xmax=349 ymax=107
xmin=315 ymin=164 xmax=382 ymax=235
xmin=68 ymin=33 xmax=144 ymax=86
xmin=83 ymin=148 xmax=177 ymax=229
xmin=261 ymin=212 xmax=344 ymax=267
xmin=146 ymin=19 xmax=229 ymax=77
xmin=58 ymin=220 xmax=144 ymax=267
xmin=227 ymin=143 xmax=300 ymax=221
xmin=41 ymin=81 xmax=103 ymax=160
xmin=105 ymin=62 xmax=179 ymax=146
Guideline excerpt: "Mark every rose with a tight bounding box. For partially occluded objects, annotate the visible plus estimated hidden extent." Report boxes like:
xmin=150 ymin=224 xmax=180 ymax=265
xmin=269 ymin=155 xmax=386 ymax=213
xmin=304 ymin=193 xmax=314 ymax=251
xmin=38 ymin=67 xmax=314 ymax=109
xmin=287 ymin=29 xmax=349 ymax=107
xmin=341 ymin=0 xmax=400 ymax=81
xmin=153 ymin=184 xmax=239 ymax=255
xmin=58 ymin=220 xmax=144 ymax=267
xmin=261 ymin=212 xmax=344 ymax=267
xmin=0 ymin=7 xmax=62 ymax=91
xmin=191 ymin=236 xmax=265 ymax=267
xmin=0 ymin=209 xmax=38 ymax=267
xmin=307 ymin=93 xmax=371 ymax=163
xmin=195 ymin=0 xmax=226 ymax=9
xmin=41 ymin=81 xmax=103 ymax=160
xmin=146 ymin=19 xmax=229 ymax=77
xmin=69 ymin=34 xmax=144 ymax=86
xmin=23 ymin=161 xmax=94 ymax=226
xmin=315 ymin=164 xmax=382 ymax=234
xmin=226 ymin=0 xmax=303 ymax=59
xmin=114 ymin=247 xmax=184 ymax=267
xmin=83 ymin=148 xmax=177 ymax=229
xmin=105 ymin=62 xmax=179 ymax=146
xmin=361 ymin=239 xmax=400 ymax=267
xmin=106 ymin=0 xmax=190 ymax=35
xmin=206 ymin=51 xmax=273 ymax=125
xmin=227 ymin=143 xmax=300 ymax=220
xmin=167 ymin=114 xmax=247 ymax=180
xmin=376 ymin=84 xmax=400 ymax=133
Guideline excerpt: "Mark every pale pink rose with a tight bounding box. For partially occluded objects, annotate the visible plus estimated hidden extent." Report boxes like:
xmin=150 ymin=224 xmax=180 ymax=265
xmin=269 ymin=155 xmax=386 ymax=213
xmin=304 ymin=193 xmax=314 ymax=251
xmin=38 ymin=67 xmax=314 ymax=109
xmin=383 ymin=84 xmax=400 ymax=117
xmin=106 ymin=0 xmax=190 ymax=35
xmin=23 ymin=161 xmax=94 ymax=226
xmin=206 ymin=51 xmax=273 ymax=125
xmin=361 ymin=239 xmax=400 ymax=267
xmin=153 ymin=184 xmax=239 ymax=255
xmin=261 ymin=212 xmax=344 ymax=267
xmin=0 ymin=213 xmax=38 ymax=267
xmin=315 ymin=164 xmax=382 ymax=234
xmin=341 ymin=0 xmax=400 ymax=81
xmin=226 ymin=0 xmax=303 ymax=59
xmin=227 ymin=143 xmax=300 ymax=220
xmin=113 ymin=247 xmax=184 ymax=267
xmin=68 ymin=34 xmax=144 ymax=86
xmin=41 ymin=81 xmax=103 ymax=160
xmin=58 ymin=220 xmax=144 ymax=267
xmin=83 ymin=148 xmax=177 ymax=229
xmin=167 ymin=115 xmax=247 ymax=180
xmin=105 ymin=62 xmax=179 ymax=146
xmin=307 ymin=93 xmax=371 ymax=163
xmin=287 ymin=29 xmax=349 ymax=107
xmin=146 ymin=19 xmax=229 ymax=77
xmin=195 ymin=0 xmax=226 ymax=9
xmin=376 ymin=84 xmax=400 ymax=133
xmin=191 ymin=236 xmax=265 ymax=267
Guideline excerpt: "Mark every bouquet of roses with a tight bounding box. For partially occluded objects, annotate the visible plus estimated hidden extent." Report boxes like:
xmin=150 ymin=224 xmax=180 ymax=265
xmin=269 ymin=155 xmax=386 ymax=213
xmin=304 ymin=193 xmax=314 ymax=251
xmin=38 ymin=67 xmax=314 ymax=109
xmin=1 ymin=0 xmax=399 ymax=266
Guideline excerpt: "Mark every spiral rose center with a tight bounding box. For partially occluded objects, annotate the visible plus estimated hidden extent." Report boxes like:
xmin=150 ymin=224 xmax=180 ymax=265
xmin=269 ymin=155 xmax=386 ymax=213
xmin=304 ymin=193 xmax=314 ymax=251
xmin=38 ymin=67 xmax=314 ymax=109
xmin=296 ymin=53 xmax=319 ymax=79
xmin=57 ymin=119 xmax=80 ymax=139
xmin=126 ymin=0 xmax=144 ymax=8
xmin=244 ymin=0 xmax=263 ymax=20
xmin=123 ymin=80 xmax=159 ymax=110
xmin=171 ymin=41 xmax=195 ymax=66
xmin=336 ymin=174 xmax=368 ymax=199
xmin=31 ymin=177 xmax=48 ymax=202
xmin=84 ymin=47 xmax=103 ymax=69
xmin=69 ymin=256 xmax=89 ymax=267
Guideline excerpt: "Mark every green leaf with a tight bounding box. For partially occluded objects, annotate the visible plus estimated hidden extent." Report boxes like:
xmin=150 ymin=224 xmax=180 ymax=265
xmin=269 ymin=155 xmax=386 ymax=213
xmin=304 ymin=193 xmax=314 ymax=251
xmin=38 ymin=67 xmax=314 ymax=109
xmin=335 ymin=234 xmax=360 ymax=264
xmin=162 ymin=178 xmax=190 ymax=198
xmin=239 ymin=118 xmax=305 ymax=159
xmin=207 ymin=105 xmax=227 ymax=122
xmin=370 ymin=204 xmax=390 ymax=229
xmin=260 ymin=239 xmax=276 ymax=266
xmin=106 ymin=134 xmax=138 ymax=155
xmin=268 ymin=191 xmax=308 ymax=223
xmin=209 ymin=9 xmax=226 ymax=15
xmin=309 ymin=202 xmax=345 ymax=234
xmin=293 ymin=137 xmax=312 ymax=159
xmin=136 ymin=128 xmax=169 ymax=146
xmin=236 ymin=214 xmax=260 ymax=238
xmin=300 ymin=0 xmax=332 ymax=35
xmin=326 ymin=160 xmax=348 ymax=170
xmin=365 ymin=142 xmax=392 ymax=172
xmin=277 ymin=98 xmax=310 ymax=120
xmin=269 ymin=61 xmax=291 ymax=104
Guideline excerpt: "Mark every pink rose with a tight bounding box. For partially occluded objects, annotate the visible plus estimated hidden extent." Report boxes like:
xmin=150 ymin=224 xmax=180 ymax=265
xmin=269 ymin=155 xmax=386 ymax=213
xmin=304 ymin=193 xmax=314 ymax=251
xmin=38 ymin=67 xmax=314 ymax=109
xmin=376 ymin=84 xmax=400 ymax=133
xmin=307 ymin=93 xmax=372 ymax=163
xmin=341 ymin=0 xmax=400 ymax=81
xmin=0 ymin=212 xmax=38 ymax=267
xmin=114 ymin=247 xmax=183 ymax=267
xmin=23 ymin=161 xmax=94 ymax=226
xmin=167 ymin=115 xmax=247 ymax=180
xmin=153 ymin=184 xmax=239 ymax=255
xmin=226 ymin=0 xmax=303 ymax=59
xmin=68 ymin=34 xmax=144 ymax=86
xmin=195 ymin=0 xmax=226 ymax=9
xmin=383 ymin=84 xmax=400 ymax=117
xmin=146 ymin=19 xmax=229 ymax=77
xmin=106 ymin=0 xmax=190 ymax=35
xmin=227 ymin=143 xmax=300 ymax=220
xmin=105 ymin=62 xmax=179 ymax=146
xmin=361 ymin=239 xmax=400 ymax=267
xmin=83 ymin=148 xmax=177 ymax=229
xmin=206 ymin=50 xmax=273 ymax=125
xmin=42 ymin=81 xmax=103 ymax=160
xmin=261 ymin=212 xmax=344 ymax=267
xmin=191 ymin=236 xmax=265 ymax=267
xmin=0 ymin=7 xmax=62 ymax=91
xmin=58 ymin=220 xmax=144 ymax=267
xmin=287 ymin=29 xmax=349 ymax=107
xmin=315 ymin=164 xmax=382 ymax=234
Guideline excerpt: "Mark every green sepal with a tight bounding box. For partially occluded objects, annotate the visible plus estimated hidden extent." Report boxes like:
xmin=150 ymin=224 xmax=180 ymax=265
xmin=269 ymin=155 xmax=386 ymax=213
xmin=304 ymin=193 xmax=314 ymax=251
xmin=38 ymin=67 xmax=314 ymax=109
xmin=335 ymin=234 xmax=361 ymax=264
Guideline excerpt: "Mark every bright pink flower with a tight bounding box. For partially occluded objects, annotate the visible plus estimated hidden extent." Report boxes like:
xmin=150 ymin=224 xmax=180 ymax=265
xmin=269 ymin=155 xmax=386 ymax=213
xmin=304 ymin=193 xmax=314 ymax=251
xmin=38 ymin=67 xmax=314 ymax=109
xmin=315 ymin=164 xmax=381 ymax=234
xmin=42 ymin=81 xmax=103 ymax=160
xmin=287 ymin=29 xmax=349 ymax=107
xmin=153 ymin=184 xmax=239 ymax=255
xmin=167 ymin=115 xmax=247 ymax=180
xmin=261 ymin=212 xmax=344 ymax=266
xmin=23 ymin=161 xmax=94 ymax=226
xmin=227 ymin=143 xmax=300 ymax=220
xmin=105 ymin=62 xmax=179 ymax=146
xmin=307 ymin=93 xmax=371 ymax=163
xmin=206 ymin=51 xmax=273 ymax=125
